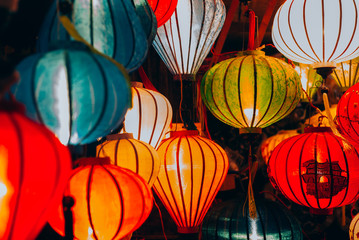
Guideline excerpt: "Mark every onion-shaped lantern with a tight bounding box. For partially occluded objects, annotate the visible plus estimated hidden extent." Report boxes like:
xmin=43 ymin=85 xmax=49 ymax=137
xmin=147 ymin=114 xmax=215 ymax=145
xmin=96 ymin=133 xmax=161 ymax=187
xmin=48 ymin=157 xmax=153 ymax=240
xmin=294 ymin=63 xmax=323 ymax=102
xmin=37 ymin=0 xmax=149 ymax=72
xmin=0 ymin=106 xmax=71 ymax=240
xmin=267 ymin=127 xmax=359 ymax=214
xmin=154 ymin=130 xmax=229 ymax=233
xmin=332 ymin=58 xmax=359 ymax=92
xmin=123 ymin=84 xmax=172 ymax=149
xmin=202 ymin=198 xmax=303 ymax=240
xmin=148 ymin=0 xmax=177 ymax=27
xmin=12 ymin=42 xmax=131 ymax=145
xmin=350 ymin=213 xmax=359 ymax=240
xmin=201 ymin=50 xmax=301 ymax=134
xmin=272 ymin=0 xmax=359 ymax=67
xmin=153 ymin=0 xmax=226 ymax=77
xmin=260 ymin=129 xmax=298 ymax=164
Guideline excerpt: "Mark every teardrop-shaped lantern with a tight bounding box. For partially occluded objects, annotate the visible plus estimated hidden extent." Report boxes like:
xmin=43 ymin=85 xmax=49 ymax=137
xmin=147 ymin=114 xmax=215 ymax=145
xmin=148 ymin=0 xmax=177 ymax=27
xmin=37 ymin=0 xmax=148 ymax=72
xmin=154 ymin=130 xmax=229 ymax=233
xmin=48 ymin=157 xmax=153 ymax=240
xmin=294 ymin=63 xmax=323 ymax=102
xmin=350 ymin=212 xmax=359 ymax=240
xmin=332 ymin=58 xmax=359 ymax=92
xmin=153 ymin=0 xmax=226 ymax=77
xmin=201 ymin=50 xmax=301 ymax=134
xmin=96 ymin=133 xmax=161 ymax=187
xmin=12 ymin=42 xmax=131 ymax=145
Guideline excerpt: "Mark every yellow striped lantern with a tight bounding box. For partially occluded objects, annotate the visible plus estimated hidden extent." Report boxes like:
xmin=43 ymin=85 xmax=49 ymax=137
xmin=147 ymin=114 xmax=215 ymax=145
xmin=333 ymin=58 xmax=359 ymax=92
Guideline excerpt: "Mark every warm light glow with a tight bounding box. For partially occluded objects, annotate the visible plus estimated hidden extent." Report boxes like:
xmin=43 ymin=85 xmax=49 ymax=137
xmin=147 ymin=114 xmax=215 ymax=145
xmin=0 ymin=146 xmax=11 ymax=238
xmin=0 ymin=183 xmax=7 ymax=198
xmin=87 ymin=227 xmax=93 ymax=240
xmin=249 ymin=218 xmax=261 ymax=240
xmin=243 ymin=108 xmax=259 ymax=126
xmin=319 ymin=176 xmax=328 ymax=183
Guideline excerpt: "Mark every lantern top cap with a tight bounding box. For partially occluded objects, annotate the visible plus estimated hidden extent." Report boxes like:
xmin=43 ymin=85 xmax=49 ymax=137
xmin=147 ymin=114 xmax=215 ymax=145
xmin=75 ymin=157 xmax=111 ymax=166
xmin=106 ymin=133 xmax=134 ymax=140
xmin=170 ymin=130 xmax=199 ymax=138
xmin=238 ymin=50 xmax=265 ymax=57
xmin=131 ymin=81 xmax=144 ymax=88
xmin=304 ymin=127 xmax=332 ymax=133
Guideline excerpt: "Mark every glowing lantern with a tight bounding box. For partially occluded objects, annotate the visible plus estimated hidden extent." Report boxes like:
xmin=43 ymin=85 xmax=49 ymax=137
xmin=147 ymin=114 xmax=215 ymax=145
xmin=12 ymin=42 xmax=131 ymax=145
xmin=332 ymin=58 xmax=359 ymax=92
xmin=154 ymin=130 xmax=229 ymax=233
xmin=96 ymin=133 xmax=161 ymax=187
xmin=260 ymin=129 xmax=298 ymax=164
xmin=294 ymin=63 xmax=323 ymax=101
xmin=48 ymin=157 xmax=153 ymax=240
xmin=350 ymin=213 xmax=359 ymax=240
xmin=201 ymin=50 xmax=301 ymax=133
xmin=0 ymin=106 xmax=71 ymax=240
xmin=153 ymin=0 xmax=226 ymax=77
xmin=202 ymin=198 xmax=302 ymax=240
xmin=148 ymin=0 xmax=177 ymax=27
xmin=37 ymin=0 xmax=148 ymax=72
xmin=267 ymin=127 xmax=359 ymax=214
xmin=123 ymin=84 xmax=172 ymax=149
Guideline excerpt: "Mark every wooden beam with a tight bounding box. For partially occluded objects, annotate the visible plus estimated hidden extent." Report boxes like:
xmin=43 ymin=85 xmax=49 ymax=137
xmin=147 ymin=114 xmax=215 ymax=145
xmin=254 ymin=0 xmax=278 ymax=48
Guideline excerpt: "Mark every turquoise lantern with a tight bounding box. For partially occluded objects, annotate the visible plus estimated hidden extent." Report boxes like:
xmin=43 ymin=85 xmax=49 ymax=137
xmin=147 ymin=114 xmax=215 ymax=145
xmin=12 ymin=42 xmax=131 ymax=145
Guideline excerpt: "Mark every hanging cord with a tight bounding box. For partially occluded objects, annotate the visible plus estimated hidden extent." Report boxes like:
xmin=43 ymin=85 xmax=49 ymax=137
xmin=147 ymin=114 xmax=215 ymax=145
xmin=196 ymin=77 xmax=212 ymax=139
xmin=153 ymin=198 xmax=168 ymax=240
xmin=243 ymin=145 xmax=258 ymax=218
xmin=179 ymin=74 xmax=184 ymax=124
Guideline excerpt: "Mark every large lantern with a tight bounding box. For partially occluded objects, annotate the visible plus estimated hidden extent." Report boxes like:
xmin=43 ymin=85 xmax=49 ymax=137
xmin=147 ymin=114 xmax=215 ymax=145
xmin=0 ymin=105 xmax=71 ymax=240
xmin=202 ymin=198 xmax=303 ymax=240
xmin=154 ymin=130 xmax=229 ymax=233
xmin=48 ymin=157 xmax=153 ymax=240
xmin=96 ymin=133 xmax=161 ymax=187
xmin=350 ymin=213 xmax=359 ymax=240
xmin=332 ymin=58 xmax=359 ymax=92
xmin=147 ymin=0 xmax=177 ymax=27
xmin=12 ymin=42 xmax=131 ymax=145
xmin=294 ymin=63 xmax=323 ymax=102
xmin=267 ymin=127 xmax=359 ymax=214
xmin=201 ymin=50 xmax=301 ymax=133
xmin=153 ymin=0 xmax=226 ymax=77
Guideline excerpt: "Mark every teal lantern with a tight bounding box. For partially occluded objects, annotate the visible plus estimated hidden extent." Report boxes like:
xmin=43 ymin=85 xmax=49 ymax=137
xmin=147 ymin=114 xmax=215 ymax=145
xmin=12 ymin=42 xmax=131 ymax=145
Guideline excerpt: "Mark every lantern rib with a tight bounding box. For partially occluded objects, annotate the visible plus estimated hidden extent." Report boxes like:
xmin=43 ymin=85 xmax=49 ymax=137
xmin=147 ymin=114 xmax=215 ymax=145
xmin=64 ymin=51 xmax=73 ymax=145
xmin=345 ymin=92 xmax=359 ymax=138
xmin=158 ymin=29 xmax=180 ymax=74
xmin=237 ymin=58 xmax=250 ymax=128
xmin=174 ymin=11 xmax=186 ymax=74
xmin=167 ymin=20 xmax=182 ymax=74
xmin=313 ymin=133 xmax=321 ymax=209
xmin=190 ymin=0 xmax=206 ymax=74
xmin=153 ymin=97 xmax=171 ymax=149
xmin=251 ymin=55 xmax=258 ymax=127
xmin=185 ymin=0 xmax=194 ymax=74
xmin=349 ymin=61 xmax=353 ymax=88
xmin=143 ymin=89 xmax=158 ymax=146
xmin=106 ymin=0 xmax=117 ymax=63
xmin=90 ymin=0 xmax=94 ymax=46
xmin=346 ymin=148 xmax=359 ymax=205
xmin=135 ymin=88 xmax=143 ymax=140
xmin=323 ymin=133 xmax=335 ymax=209
xmin=138 ymin=140 xmax=156 ymax=184
xmin=341 ymin=63 xmax=347 ymax=89
xmin=129 ymin=140 xmax=140 ymax=174
xmin=327 ymin=0 xmax=342 ymax=62
xmin=333 ymin=70 xmax=344 ymax=89
xmin=266 ymin=204 xmax=284 ymax=240
xmin=255 ymin=204 xmax=268 ymax=240
xmin=120 ymin=0 xmax=137 ymax=68
xmin=86 ymin=166 xmax=99 ymax=240
xmin=353 ymin=62 xmax=359 ymax=88
xmin=185 ymin=136 xmax=194 ymax=226
xmin=30 ymin=54 xmax=46 ymax=126
xmin=321 ymin=0 xmax=325 ymax=62
xmin=154 ymin=35 xmax=178 ymax=73
xmin=245 ymin=205 xmax=250 ymax=239
xmin=114 ymin=139 xmax=121 ymax=165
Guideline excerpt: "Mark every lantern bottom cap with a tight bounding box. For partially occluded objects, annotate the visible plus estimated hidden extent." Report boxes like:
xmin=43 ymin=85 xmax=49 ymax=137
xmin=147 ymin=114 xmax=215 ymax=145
xmin=310 ymin=208 xmax=333 ymax=215
xmin=177 ymin=226 xmax=200 ymax=234
xmin=238 ymin=127 xmax=262 ymax=134
xmin=311 ymin=62 xmax=336 ymax=68
xmin=173 ymin=74 xmax=196 ymax=81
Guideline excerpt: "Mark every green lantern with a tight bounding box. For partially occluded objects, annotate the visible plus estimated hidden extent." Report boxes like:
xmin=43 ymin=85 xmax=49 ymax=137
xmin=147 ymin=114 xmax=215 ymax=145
xmin=294 ymin=63 xmax=323 ymax=102
xmin=201 ymin=50 xmax=301 ymax=133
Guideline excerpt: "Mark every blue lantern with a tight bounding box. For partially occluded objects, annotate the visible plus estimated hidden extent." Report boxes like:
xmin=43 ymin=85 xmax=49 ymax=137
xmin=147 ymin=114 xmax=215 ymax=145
xmin=131 ymin=0 xmax=157 ymax=44
xmin=12 ymin=42 xmax=131 ymax=145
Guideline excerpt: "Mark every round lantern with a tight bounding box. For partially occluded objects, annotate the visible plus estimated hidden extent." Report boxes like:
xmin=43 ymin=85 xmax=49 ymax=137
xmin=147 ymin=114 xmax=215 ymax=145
xmin=202 ymin=198 xmax=303 ymax=240
xmin=0 ymin=105 xmax=71 ymax=240
xmin=272 ymin=0 xmax=359 ymax=67
xmin=12 ymin=42 xmax=131 ymax=145
xmin=48 ymin=157 xmax=153 ymax=240
xmin=350 ymin=212 xmax=359 ymax=240
xmin=37 ymin=0 xmax=148 ymax=72
xmin=294 ymin=63 xmax=323 ymax=102
xmin=153 ymin=0 xmax=226 ymax=77
xmin=332 ymin=58 xmax=359 ymax=92
xmin=260 ymin=129 xmax=299 ymax=164
xmin=96 ymin=133 xmax=161 ymax=187
xmin=201 ymin=50 xmax=301 ymax=133
xmin=123 ymin=84 xmax=172 ymax=149
xmin=267 ymin=127 xmax=359 ymax=214
xmin=154 ymin=130 xmax=229 ymax=233
xmin=148 ymin=0 xmax=177 ymax=27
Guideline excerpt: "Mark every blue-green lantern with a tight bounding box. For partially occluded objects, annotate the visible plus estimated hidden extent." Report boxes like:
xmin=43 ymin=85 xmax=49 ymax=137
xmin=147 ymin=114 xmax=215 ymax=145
xmin=12 ymin=42 xmax=131 ymax=145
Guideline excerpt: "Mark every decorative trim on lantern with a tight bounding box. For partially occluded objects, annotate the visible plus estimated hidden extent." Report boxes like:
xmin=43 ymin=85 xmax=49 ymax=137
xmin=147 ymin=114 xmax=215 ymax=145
xmin=177 ymin=226 xmax=200 ymax=234
xmin=173 ymin=74 xmax=196 ymax=81
xmin=75 ymin=157 xmax=111 ymax=166
xmin=310 ymin=208 xmax=333 ymax=215
xmin=304 ymin=127 xmax=332 ymax=133
xmin=131 ymin=82 xmax=144 ymax=88
xmin=106 ymin=133 xmax=134 ymax=140
xmin=170 ymin=130 xmax=199 ymax=137
xmin=238 ymin=127 xmax=262 ymax=134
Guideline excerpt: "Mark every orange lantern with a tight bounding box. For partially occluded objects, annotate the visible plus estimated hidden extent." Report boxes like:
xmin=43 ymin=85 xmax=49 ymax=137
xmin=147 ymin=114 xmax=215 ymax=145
xmin=48 ymin=157 xmax=153 ymax=240
xmin=96 ymin=133 xmax=161 ymax=187
xmin=154 ymin=131 xmax=229 ymax=233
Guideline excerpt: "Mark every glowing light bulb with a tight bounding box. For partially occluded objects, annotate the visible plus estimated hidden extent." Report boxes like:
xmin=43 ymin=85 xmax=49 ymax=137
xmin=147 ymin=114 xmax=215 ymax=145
xmin=243 ymin=108 xmax=259 ymax=126
xmin=0 ymin=182 xmax=7 ymax=198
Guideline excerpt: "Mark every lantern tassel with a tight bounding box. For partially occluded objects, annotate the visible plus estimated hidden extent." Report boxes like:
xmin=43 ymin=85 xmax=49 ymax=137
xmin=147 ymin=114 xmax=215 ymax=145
xmin=245 ymin=145 xmax=258 ymax=219
xmin=138 ymin=67 xmax=159 ymax=92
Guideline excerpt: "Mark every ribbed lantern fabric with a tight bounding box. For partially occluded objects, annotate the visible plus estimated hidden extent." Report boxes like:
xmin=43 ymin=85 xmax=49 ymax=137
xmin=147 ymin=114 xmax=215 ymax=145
xmin=201 ymin=51 xmax=301 ymax=132
xmin=153 ymin=131 xmax=229 ymax=233
xmin=0 ymin=109 xmax=71 ymax=240
xmin=272 ymin=0 xmax=359 ymax=67
xmin=333 ymin=58 xmax=359 ymax=91
xmin=48 ymin=158 xmax=153 ymax=240
xmin=294 ymin=63 xmax=323 ymax=102
xmin=153 ymin=0 xmax=226 ymax=76
xmin=131 ymin=0 xmax=157 ymax=44
xmin=37 ymin=0 xmax=148 ymax=72
xmin=12 ymin=43 xmax=131 ymax=145
xmin=267 ymin=127 xmax=359 ymax=212
xmin=202 ymin=198 xmax=303 ymax=240
xmin=350 ymin=213 xmax=359 ymax=240
xmin=96 ymin=133 xmax=161 ymax=187
xmin=148 ymin=0 xmax=177 ymax=27
xmin=123 ymin=86 xmax=172 ymax=149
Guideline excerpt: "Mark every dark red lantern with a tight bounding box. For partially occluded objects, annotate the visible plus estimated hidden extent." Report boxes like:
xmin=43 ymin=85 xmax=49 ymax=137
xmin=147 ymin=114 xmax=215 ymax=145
xmin=267 ymin=127 xmax=359 ymax=214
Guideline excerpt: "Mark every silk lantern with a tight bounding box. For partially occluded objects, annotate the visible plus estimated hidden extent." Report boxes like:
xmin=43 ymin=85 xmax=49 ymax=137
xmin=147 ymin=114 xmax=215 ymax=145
xmin=0 ymin=105 xmax=71 ymax=240
xmin=350 ymin=212 xmax=359 ymax=240
xmin=154 ymin=130 xmax=229 ymax=233
xmin=201 ymin=50 xmax=301 ymax=134
xmin=267 ymin=127 xmax=359 ymax=214
xmin=153 ymin=0 xmax=226 ymax=78
xmin=96 ymin=133 xmax=161 ymax=187
xmin=48 ymin=157 xmax=153 ymax=240
xmin=294 ymin=63 xmax=323 ymax=102
xmin=12 ymin=42 xmax=131 ymax=145
xmin=333 ymin=58 xmax=359 ymax=92
xmin=37 ymin=0 xmax=148 ymax=72
xmin=123 ymin=84 xmax=172 ymax=149
xmin=148 ymin=0 xmax=177 ymax=27
xmin=202 ymin=198 xmax=303 ymax=240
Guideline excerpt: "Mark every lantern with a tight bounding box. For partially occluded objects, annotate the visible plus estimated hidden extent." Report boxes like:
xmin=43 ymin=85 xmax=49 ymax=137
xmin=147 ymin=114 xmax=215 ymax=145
xmin=96 ymin=133 xmax=161 ymax=187
xmin=132 ymin=0 xmax=157 ymax=44
xmin=154 ymin=130 xmax=229 ymax=233
xmin=350 ymin=212 xmax=359 ymax=240
xmin=147 ymin=0 xmax=177 ymax=27
xmin=202 ymin=198 xmax=303 ymax=240
xmin=267 ymin=127 xmax=359 ymax=214
xmin=48 ymin=157 xmax=153 ymax=240
xmin=201 ymin=50 xmax=301 ymax=133
xmin=0 ymin=106 xmax=71 ymax=240
xmin=37 ymin=0 xmax=148 ymax=72
xmin=272 ymin=0 xmax=359 ymax=67
xmin=12 ymin=42 xmax=131 ymax=146
xmin=332 ymin=58 xmax=359 ymax=92
xmin=153 ymin=0 xmax=225 ymax=77
xmin=260 ymin=129 xmax=298 ymax=164
xmin=123 ymin=84 xmax=172 ymax=149
xmin=294 ymin=63 xmax=323 ymax=102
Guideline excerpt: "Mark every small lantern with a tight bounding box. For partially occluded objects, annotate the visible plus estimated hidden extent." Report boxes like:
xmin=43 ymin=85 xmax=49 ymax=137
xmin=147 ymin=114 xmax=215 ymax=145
xmin=333 ymin=58 xmax=359 ymax=92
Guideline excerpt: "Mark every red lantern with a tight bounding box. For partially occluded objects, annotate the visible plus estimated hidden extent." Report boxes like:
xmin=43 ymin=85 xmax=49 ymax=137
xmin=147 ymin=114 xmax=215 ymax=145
xmin=267 ymin=127 xmax=359 ymax=214
xmin=147 ymin=0 xmax=177 ymax=27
